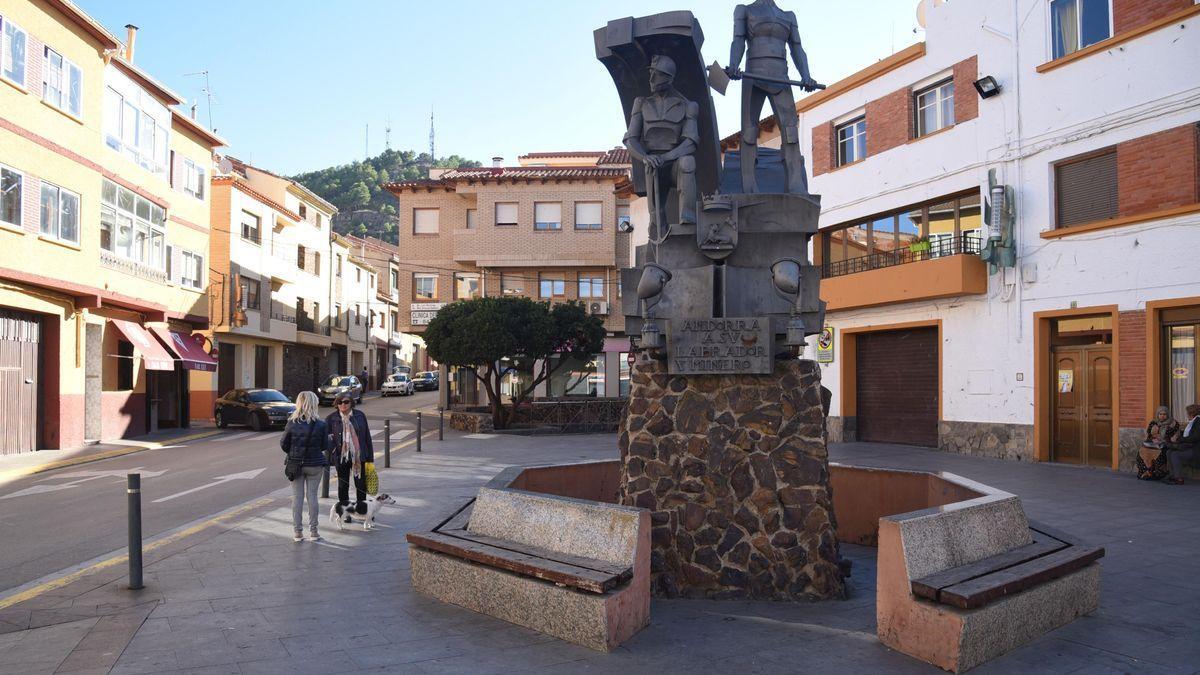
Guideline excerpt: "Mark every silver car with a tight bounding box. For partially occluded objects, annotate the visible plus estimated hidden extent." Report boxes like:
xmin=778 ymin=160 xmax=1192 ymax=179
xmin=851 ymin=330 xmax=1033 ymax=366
xmin=381 ymin=373 xmax=415 ymax=397
xmin=318 ymin=375 xmax=363 ymax=406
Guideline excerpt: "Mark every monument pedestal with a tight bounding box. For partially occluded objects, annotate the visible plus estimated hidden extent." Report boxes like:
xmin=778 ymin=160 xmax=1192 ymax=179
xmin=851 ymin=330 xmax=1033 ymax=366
xmin=619 ymin=354 xmax=845 ymax=600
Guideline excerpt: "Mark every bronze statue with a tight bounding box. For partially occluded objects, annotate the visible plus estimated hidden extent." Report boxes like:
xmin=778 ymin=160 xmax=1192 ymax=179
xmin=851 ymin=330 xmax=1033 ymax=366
xmin=727 ymin=0 xmax=819 ymax=194
xmin=623 ymin=55 xmax=699 ymax=239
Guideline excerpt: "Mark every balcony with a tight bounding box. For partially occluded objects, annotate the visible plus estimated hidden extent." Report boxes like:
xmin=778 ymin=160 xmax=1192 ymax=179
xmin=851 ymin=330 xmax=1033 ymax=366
xmin=820 ymin=234 xmax=987 ymax=311
xmin=99 ymin=250 xmax=168 ymax=284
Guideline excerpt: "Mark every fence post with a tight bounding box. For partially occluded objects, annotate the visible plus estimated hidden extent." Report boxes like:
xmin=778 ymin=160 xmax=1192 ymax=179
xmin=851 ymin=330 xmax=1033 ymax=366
xmin=127 ymin=473 xmax=143 ymax=590
xmin=416 ymin=412 xmax=422 ymax=453
xmin=438 ymin=407 xmax=444 ymax=441
xmin=384 ymin=418 xmax=391 ymax=468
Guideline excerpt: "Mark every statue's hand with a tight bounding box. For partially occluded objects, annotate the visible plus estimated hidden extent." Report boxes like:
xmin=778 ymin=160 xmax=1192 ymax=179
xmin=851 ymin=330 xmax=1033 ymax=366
xmin=724 ymin=66 xmax=742 ymax=80
xmin=800 ymin=76 xmax=819 ymax=92
xmin=645 ymin=154 xmax=664 ymax=169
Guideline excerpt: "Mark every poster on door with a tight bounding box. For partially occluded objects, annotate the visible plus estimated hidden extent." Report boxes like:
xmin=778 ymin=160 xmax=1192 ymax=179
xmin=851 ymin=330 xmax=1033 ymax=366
xmin=1057 ymin=369 xmax=1074 ymax=393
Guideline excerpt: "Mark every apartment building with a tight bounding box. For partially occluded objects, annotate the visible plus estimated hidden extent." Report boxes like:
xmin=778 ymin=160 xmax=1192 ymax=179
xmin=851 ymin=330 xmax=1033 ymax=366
xmin=384 ymin=149 xmax=634 ymax=399
xmin=0 ymin=3 xmax=224 ymax=453
xmin=343 ymin=234 xmax=426 ymax=387
xmin=726 ymin=0 xmax=1200 ymax=471
xmin=208 ymin=155 xmax=353 ymax=399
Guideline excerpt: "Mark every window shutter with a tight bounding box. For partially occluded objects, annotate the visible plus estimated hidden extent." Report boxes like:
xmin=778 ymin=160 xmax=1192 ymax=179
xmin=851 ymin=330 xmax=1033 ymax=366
xmin=496 ymin=202 xmax=518 ymax=225
xmin=575 ymin=202 xmax=602 ymax=226
xmin=169 ymin=244 xmax=182 ymax=284
xmin=1055 ymin=151 xmax=1117 ymax=228
xmin=413 ymin=208 xmax=439 ymax=234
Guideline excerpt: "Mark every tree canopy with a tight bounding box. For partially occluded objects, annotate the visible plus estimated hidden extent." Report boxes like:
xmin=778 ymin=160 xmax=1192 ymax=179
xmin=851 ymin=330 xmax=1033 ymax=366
xmin=423 ymin=297 xmax=607 ymax=429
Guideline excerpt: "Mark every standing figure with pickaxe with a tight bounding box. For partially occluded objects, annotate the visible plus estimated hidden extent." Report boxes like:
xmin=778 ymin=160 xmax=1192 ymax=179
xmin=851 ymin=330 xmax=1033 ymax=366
xmin=725 ymin=0 xmax=821 ymax=195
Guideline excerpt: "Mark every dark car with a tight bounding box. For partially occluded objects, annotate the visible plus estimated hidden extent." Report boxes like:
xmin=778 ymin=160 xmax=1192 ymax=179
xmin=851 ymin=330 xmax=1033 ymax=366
xmin=214 ymin=389 xmax=295 ymax=431
xmin=413 ymin=371 xmax=439 ymax=391
xmin=318 ymin=375 xmax=363 ymax=406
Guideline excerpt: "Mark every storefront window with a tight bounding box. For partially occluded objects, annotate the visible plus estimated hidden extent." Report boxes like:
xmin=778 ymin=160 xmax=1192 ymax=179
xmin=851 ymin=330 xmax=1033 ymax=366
xmin=619 ymin=353 xmax=631 ymax=397
xmin=549 ymin=354 xmax=603 ymax=397
xmin=1167 ymin=324 xmax=1196 ymax=424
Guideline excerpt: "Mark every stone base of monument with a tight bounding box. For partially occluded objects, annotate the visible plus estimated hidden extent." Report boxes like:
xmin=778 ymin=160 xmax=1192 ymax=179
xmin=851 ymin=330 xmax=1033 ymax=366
xmin=619 ymin=354 xmax=845 ymax=600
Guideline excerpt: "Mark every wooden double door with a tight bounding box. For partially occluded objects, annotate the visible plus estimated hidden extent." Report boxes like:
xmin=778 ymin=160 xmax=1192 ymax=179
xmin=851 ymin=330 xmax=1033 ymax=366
xmin=1052 ymin=345 xmax=1112 ymax=467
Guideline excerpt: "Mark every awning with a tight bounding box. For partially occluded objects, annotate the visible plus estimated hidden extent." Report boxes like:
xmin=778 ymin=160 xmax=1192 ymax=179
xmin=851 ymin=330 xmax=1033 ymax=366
xmin=109 ymin=319 xmax=174 ymax=371
xmin=150 ymin=326 xmax=218 ymax=372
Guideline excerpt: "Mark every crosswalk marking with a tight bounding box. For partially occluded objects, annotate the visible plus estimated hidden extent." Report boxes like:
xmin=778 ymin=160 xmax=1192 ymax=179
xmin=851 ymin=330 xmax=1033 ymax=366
xmin=213 ymin=431 xmax=256 ymax=442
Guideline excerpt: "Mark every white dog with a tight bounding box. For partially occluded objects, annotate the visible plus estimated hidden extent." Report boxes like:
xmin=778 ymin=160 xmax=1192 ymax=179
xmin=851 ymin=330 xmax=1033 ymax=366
xmin=329 ymin=493 xmax=396 ymax=531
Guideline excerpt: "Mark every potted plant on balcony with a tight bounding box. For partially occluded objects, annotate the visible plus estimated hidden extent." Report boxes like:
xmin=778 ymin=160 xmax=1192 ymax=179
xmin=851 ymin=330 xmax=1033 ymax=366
xmin=908 ymin=236 xmax=931 ymax=254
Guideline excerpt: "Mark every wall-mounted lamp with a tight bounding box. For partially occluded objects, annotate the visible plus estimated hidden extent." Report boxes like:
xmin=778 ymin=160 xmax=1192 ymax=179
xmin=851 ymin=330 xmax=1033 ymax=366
xmin=973 ymin=76 xmax=1001 ymax=99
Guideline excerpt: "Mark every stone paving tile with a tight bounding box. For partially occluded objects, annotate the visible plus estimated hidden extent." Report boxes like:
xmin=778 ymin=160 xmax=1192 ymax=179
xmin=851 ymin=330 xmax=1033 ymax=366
xmin=0 ymin=616 xmax=96 ymax=674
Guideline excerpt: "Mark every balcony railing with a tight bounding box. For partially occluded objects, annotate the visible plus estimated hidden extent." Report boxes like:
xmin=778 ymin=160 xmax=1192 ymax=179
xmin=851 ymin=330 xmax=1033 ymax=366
xmin=296 ymin=313 xmax=332 ymax=335
xmin=821 ymin=233 xmax=982 ymax=279
xmin=99 ymin=250 xmax=168 ymax=284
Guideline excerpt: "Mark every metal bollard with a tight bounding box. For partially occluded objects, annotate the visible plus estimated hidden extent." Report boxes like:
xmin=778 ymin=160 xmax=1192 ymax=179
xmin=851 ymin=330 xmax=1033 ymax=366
xmin=438 ymin=407 xmax=444 ymax=441
xmin=321 ymin=466 xmax=330 ymax=499
xmin=384 ymin=419 xmax=391 ymax=468
xmin=416 ymin=412 xmax=422 ymax=453
xmin=127 ymin=473 xmax=144 ymax=590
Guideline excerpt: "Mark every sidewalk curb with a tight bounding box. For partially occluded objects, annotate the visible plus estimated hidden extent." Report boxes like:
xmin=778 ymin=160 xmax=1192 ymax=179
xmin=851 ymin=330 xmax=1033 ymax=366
xmin=0 ymin=430 xmax=223 ymax=482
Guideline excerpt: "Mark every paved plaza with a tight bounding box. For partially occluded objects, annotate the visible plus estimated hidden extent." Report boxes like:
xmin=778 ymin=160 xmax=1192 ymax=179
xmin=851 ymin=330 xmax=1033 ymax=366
xmin=0 ymin=432 xmax=1196 ymax=674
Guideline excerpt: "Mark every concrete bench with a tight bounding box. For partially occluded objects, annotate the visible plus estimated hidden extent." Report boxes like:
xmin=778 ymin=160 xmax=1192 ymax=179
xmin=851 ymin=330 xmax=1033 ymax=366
xmin=406 ymin=486 xmax=650 ymax=652
xmin=876 ymin=481 xmax=1103 ymax=673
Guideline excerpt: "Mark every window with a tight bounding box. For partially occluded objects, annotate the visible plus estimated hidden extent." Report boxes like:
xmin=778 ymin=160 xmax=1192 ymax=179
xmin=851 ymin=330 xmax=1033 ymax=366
xmin=549 ymin=354 xmax=604 ymax=397
xmin=390 ymin=311 xmax=398 ymax=331
xmin=180 ymin=250 xmax=203 ymax=289
xmin=1055 ymin=149 xmax=1117 ymax=228
xmin=578 ymin=273 xmax=605 ymax=298
xmin=240 ymin=211 xmax=261 ymax=244
xmin=501 ymin=273 xmax=524 ymax=296
xmin=466 ymin=209 xmax=476 ymax=229
xmin=102 ymin=180 xmax=164 ymax=267
xmin=116 ymin=340 xmax=133 ymax=391
xmin=356 ymin=267 xmax=362 ymax=282
xmin=0 ymin=164 xmax=22 ymax=227
xmin=1051 ymin=0 xmax=1111 ymax=59
xmin=354 ymin=304 xmax=361 ymax=325
xmin=915 ymin=80 xmax=954 ymax=137
xmin=2 ymin=17 xmax=27 ymax=86
xmin=836 ymin=117 xmax=866 ymax=166
xmin=239 ymin=277 xmax=261 ymax=310
xmin=316 ymin=212 xmax=322 ymax=227
xmin=575 ymin=202 xmax=602 ymax=230
xmin=534 ymin=202 xmax=561 ymax=230
xmin=182 ymin=158 xmax=205 ymax=200
xmin=414 ymin=273 xmax=437 ymax=300
xmin=495 ymin=202 xmax=518 ymax=226
xmin=314 ymin=251 xmax=321 ymax=274
xmin=297 ymin=244 xmax=306 ymax=270
xmin=455 ymin=273 xmax=480 ymax=300
xmin=617 ymin=204 xmax=631 ymax=230
xmin=103 ymin=84 xmax=170 ymax=176
xmin=334 ymin=303 xmax=342 ymax=328
xmin=39 ymin=181 xmax=79 ymax=244
xmin=42 ymin=46 xmax=81 ymax=117
xmin=619 ymin=353 xmax=631 ymax=397
xmin=539 ymin=273 xmax=565 ymax=298
xmin=390 ymin=269 xmax=399 ymax=291
xmin=298 ymin=204 xmax=307 ymax=220
xmin=335 ymin=254 xmax=343 ymax=277
xmin=413 ymin=208 xmax=439 ymax=234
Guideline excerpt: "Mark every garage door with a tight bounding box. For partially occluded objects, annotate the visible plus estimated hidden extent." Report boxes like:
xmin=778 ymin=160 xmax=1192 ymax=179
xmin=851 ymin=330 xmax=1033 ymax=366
xmin=855 ymin=327 xmax=938 ymax=447
xmin=0 ymin=309 xmax=40 ymax=455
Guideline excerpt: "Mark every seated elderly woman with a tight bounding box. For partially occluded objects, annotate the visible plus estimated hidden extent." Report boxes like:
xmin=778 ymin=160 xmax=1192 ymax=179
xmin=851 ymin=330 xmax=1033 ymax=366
xmin=1136 ymin=406 xmax=1179 ymax=481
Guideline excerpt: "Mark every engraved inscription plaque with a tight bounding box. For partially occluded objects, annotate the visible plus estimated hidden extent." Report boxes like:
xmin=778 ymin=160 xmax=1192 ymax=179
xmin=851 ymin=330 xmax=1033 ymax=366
xmin=667 ymin=317 xmax=772 ymax=375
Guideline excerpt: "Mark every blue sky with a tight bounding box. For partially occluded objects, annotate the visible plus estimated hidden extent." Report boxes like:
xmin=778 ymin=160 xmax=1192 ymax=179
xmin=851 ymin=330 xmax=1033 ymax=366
xmin=81 ymin=1 xmax=921 ymax=175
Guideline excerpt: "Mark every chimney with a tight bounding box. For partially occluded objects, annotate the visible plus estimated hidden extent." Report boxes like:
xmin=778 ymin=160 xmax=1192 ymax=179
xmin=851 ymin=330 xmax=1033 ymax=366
xmin=190 ymin=102 xmax=197 ymax=119
xmin=492 ymin=156 xmax=503 ymax=168
xmin=124 ymin=24 xmax=138 ymax=62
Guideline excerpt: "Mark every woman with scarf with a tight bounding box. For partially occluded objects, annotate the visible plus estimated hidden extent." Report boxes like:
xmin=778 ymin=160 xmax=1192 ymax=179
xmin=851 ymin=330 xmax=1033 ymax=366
xmin=326 ymin=393 xmax=375 ymax=521
xmin=1136 ymin=405 xmax=1180 ymax=481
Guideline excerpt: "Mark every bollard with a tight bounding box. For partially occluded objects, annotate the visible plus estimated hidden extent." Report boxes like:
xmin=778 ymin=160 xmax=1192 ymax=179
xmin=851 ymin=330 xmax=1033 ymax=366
xmin=416 ymin=412 xmax=422 ymax=453
xmin=438 ymin=407 xmax=444 ymax=441
xmin=321 ymin=465 xmax=330 ymax=499
xmin=127 ymin=473 xmax=144 ymax=590
xmin=384 ymin=418 xmax=391 ymax=468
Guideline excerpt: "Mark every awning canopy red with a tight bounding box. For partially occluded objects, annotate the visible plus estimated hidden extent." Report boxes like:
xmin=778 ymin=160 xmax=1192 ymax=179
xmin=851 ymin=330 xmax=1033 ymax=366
xmin=109 ymin=319 xmax=174 ymax=371
xmin=150 ymin=326 xmax=218 ymax=372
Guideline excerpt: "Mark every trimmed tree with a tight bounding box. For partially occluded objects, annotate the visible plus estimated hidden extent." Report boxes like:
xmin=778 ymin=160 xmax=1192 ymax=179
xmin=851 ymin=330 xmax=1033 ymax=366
xmin=423 ymin=296 xmax=606 ymax=429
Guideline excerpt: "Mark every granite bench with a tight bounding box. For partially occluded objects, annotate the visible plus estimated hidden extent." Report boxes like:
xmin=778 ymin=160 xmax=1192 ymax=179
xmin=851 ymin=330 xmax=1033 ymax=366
xmin=406 ymin=486 xmax=650 ymax=652
xmin=875 ymin=477 xmax=1103 ymax=673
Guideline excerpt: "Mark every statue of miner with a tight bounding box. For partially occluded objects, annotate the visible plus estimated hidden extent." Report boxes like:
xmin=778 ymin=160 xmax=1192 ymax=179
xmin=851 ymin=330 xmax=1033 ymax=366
xmin=624 ymin=55 xmax=699 ymax=239
xmin=728 ymin=0 xmax=819 ymax=194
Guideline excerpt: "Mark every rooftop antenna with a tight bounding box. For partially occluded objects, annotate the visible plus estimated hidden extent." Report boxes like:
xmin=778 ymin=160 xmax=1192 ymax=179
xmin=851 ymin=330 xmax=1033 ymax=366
xmin=183 ymin=70 xmax=216 ymax=131
xmin=385 ymin=117 xmax=392 ymax=150
xmin=364 ymin=123 xmax=369 ymax=160
xmin=429 ymin=107 xmax=436 ymax=161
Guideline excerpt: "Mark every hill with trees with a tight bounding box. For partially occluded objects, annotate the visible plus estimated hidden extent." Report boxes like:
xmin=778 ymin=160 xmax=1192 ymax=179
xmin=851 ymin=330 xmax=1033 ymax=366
xmin=290 ymin=150 xmax=480 ymax=244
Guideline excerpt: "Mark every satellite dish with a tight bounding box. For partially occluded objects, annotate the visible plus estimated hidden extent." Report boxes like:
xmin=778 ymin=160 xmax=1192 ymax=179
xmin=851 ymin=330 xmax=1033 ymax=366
xmin=218 ymin=157 xmax=233 ymax=174
xmin=916 ymin=0 xmax=927 ymax=28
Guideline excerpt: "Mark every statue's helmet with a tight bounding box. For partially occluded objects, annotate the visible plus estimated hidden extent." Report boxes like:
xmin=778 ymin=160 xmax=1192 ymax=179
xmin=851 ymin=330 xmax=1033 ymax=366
xmin=649 ymin=55 xmax=677 ymax=79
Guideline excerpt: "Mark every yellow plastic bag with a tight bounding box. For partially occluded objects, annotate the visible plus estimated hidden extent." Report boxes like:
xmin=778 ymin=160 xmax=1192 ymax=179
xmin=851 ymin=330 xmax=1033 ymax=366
xmin=363 ymin=462 xmax=379 ymax=496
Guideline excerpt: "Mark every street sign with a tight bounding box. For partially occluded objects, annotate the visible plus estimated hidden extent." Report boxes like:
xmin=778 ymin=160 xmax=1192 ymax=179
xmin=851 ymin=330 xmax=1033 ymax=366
xmin=816 ymin=326 xmax=835 ymax=363
xmin=410 ymin=302 xmax=447 ymax=326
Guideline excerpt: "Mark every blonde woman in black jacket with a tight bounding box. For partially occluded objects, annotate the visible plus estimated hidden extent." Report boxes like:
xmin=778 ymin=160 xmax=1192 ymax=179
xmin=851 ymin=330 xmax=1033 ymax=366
xmin=280 ymin=391 xmax=330 ymax=542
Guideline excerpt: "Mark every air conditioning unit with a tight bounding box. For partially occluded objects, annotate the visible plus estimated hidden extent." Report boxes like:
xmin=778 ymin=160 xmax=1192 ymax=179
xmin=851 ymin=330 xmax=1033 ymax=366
xmin=589 ymin=301 xmax=609 ymax=315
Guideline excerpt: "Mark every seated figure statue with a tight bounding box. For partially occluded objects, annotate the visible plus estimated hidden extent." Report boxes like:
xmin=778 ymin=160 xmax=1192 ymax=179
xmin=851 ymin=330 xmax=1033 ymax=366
xmin=623 ymin=55 xmax=699 ymax=238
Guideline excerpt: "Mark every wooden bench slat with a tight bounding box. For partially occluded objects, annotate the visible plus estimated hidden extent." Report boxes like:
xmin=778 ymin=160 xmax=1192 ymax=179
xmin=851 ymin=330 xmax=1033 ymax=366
xmin=1027 ymin=519 xmax=1083 ymax=547
xmin=444 ymin=530 xmax=632 ymax=580
xmin=936 ymin=545 xmax=1105 ymax=610
xmin=910 ymin=531 xmax=1068 ymax=601
xmin=406 ymin=531 xmax=622 ymax=593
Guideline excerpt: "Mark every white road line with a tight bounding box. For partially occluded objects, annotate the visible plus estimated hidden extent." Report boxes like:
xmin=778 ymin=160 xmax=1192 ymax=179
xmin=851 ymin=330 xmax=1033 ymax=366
xmin=464 ymin=433 xmax=498 ymax=439
xmin=213 ymin=431 xmax=257 ymax=442
xmin=389 ymin=430 xmax=414 ymax=441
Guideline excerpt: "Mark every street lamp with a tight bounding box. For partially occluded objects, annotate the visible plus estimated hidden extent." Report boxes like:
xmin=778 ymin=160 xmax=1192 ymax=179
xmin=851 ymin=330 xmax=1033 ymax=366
xmin=973 ymin=75 xmax=1001 ymax=99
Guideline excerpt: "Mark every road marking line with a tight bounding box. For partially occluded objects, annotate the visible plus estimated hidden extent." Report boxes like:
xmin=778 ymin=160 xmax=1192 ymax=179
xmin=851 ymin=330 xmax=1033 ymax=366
xmin=0 ymin=496 xmax=273 ymax=611
xmin=213 ymin=431 xmax=257 ymax=442
xmin=0 ymin=431 xmax=221 ymax=483
xmin=152 ymin=468 xmax=266 ymax=503
xmin=464 ymin=433 xmax=498 ymax=439
xmin=390 ymin=430 xmax=414 ymax=441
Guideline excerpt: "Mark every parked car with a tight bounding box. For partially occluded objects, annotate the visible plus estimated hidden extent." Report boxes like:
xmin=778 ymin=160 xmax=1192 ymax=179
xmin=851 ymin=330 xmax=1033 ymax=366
xmin=413 ymin=371 xmax=439 ymax=391
xmin=318 ymin=375 xmax=363 ymax=406
xmin=381 ymin=373 xmax=415 ymax=397
xmin=214 ymin=388 xmax=295 ymax=431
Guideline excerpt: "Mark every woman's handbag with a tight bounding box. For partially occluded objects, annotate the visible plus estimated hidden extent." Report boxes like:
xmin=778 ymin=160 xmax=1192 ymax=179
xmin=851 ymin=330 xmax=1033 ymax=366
xmin=363 ymin=461 xmax=379 ymax=496
xmin=284 ymin=424 xmax=314 ymax=481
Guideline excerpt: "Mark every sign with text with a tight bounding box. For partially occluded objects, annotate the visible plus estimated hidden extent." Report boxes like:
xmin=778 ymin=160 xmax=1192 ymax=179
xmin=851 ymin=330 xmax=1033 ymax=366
xmin=410 ymin=302 xmax=447 ymax=326
xmin=668 ymin=317 xmax=772 ymax=375
xmin=816 ymin=326 xmax=835 ymax=363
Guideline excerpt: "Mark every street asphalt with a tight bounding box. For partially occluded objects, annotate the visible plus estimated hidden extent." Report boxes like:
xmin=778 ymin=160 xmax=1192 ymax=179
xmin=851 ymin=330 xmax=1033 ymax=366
xmin=0 ymin=390 xmax=445 ymax=595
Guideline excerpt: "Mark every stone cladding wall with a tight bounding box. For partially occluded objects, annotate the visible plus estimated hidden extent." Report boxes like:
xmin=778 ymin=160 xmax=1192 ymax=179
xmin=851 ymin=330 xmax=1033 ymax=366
xmin=618 ymin=355 xmax=844 ymax=600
